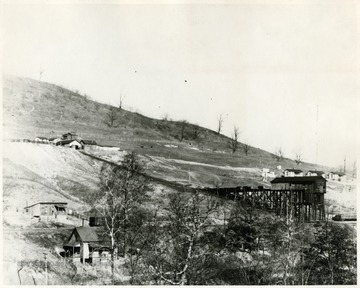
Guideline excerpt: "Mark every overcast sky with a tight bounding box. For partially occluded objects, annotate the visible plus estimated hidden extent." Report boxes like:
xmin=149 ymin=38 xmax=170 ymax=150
xmin=3 ymin=0 xmax=359 ymax=168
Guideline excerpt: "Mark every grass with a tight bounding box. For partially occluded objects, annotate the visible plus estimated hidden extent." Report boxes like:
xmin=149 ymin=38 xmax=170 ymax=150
xmin=3 ymin=75 xmax=329 ymax=174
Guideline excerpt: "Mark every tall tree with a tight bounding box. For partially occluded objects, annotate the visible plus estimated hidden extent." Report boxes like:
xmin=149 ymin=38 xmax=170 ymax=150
xmin=229 ymin=126 xmax=240 ymax=153
xmin=242 ymin=142 xmax=251 ymax=156
xmin=294 ymin=151 xmax=303 ymax=165
xmin=105 ymin=107 xmax=118 ymax=127
xmin=274 ymin=148 xmax=284 ymax=162
xmin=179 ymin=120 xmax=187 ymax=141
xmin=118 ymin=93 xmax=125 ymax=109
xmin=94 ymin=152 xmax=148 ymax=284
xmin=147 ymin=191 xmax=220 ymax=285
xmin=217 ymin=114 xmax=224 ymax=134
xmin=298 ymin=221 xmax=356 ymax=285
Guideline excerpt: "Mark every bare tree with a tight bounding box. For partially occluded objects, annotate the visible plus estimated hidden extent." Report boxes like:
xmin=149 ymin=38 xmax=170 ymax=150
xmin=94 ymin=152 xmax=148 ymax=284
xmin=147 ymin=191 xmax=220 ymax=285
xmin=179 ymin=120 xmax=187 ymax=141
xmin=162 ymin=113 xmax=169 ymax=122
xmin=193 ymin=125 xmax=201 ymax=140
xmin=242 ymin=142 xmax=251 ymax=156
xmin=39 ymin=69 xmax=44 ymax=81
xmin=274 ymin=148 xmax=284 ymax=162
xmin=105 ymin=107 xmax=118 ymax=127
xmin=118 ymin=93 xmax=125 ymax=109
xmin=229 ymin=126 xmax=240 ymax=153
xmin=217 ymin=114 xmax=224 ymax=134
xmin=294 ymin=151 xmax=303 ymax=165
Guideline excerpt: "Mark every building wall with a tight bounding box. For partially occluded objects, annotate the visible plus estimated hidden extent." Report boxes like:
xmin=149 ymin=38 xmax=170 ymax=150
xmin=271 ymin=179 xmax=326 ymax=205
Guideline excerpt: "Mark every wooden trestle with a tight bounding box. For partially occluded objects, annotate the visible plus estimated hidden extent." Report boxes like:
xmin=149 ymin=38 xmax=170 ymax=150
xmin=203 ymin=187 xmax=325 ymax=222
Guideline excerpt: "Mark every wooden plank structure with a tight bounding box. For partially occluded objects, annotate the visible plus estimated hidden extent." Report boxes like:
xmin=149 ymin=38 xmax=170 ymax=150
xmin=203 ymin=176 xmax=326 ymax=222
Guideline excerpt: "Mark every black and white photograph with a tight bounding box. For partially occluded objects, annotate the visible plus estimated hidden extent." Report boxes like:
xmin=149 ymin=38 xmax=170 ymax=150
xmin=2 ymin=0 xmax=358 ymax=285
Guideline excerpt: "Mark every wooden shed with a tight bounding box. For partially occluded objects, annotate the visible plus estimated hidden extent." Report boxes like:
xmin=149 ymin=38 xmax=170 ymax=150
xmin=24 ymin=201 xmax=67 ymax=221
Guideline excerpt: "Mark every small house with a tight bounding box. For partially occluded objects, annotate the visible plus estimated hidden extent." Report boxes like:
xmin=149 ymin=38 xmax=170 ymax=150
xmin=306 ymin=170 xmax=326 ymax=178
xmin=24 ymin=201 xmax=67 ymax=221
xmin=49 ymin=137 xmax=62 ymax=144
xmin=55 ymin=140 xmax=72 ymax=146
xmin=283 ymin=169 xmax=303 ymax=177
xmin=328 ymin=172 xmax=346 ymax=182
xmin=34 ymin=137 xmax=49 ymax=143
xmin=261 ymin=168 xmax=276 ymax=181
xmin=62 ymin=132 xmax=77 ymax=141
xmin=69 ymin=140 xmax=83 ymax=150
xmin=63 ymin=227 xmax=111 ymax=264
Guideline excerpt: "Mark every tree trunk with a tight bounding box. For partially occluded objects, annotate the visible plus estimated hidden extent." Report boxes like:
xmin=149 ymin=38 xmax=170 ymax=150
xmin=111 ymin=230 xmax=115 ymax=284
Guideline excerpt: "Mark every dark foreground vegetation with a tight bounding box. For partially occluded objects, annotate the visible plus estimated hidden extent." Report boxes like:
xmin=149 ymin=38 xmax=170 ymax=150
xmin=92 ymin=152 xmax=357 ymax=285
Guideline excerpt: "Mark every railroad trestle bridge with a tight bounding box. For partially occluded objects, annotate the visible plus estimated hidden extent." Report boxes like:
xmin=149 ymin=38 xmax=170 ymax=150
xmin=203 ymin=186 xmax=326 ymax=222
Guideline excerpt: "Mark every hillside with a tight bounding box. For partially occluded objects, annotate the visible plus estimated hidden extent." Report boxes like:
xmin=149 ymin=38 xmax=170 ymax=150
xmin=3 ymin=75 xmax=331 ymax=184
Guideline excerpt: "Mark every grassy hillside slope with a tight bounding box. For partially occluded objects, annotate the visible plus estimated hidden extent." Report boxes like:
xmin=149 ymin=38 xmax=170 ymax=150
xmin=3 ymin=76 xmax=330 ymax=188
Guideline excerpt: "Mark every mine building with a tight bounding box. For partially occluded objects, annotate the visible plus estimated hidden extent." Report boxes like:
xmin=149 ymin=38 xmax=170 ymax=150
xmin=24 ymin=201 xmax=68 ymax=221
xmin=271 ymin=176 xmax=326 ymax=220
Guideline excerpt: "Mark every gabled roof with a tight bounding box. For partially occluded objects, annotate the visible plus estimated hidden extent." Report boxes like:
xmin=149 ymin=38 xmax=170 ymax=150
xmin=76 ymin=227 xmax=99 ymax=242
xmin=64 ymin=227 xmax=111 ymax=248
xmin=63 ymin=132 xmax=77 ymax=136
xmin=307 ymin=170 xmax=325 ymax=175
xmin=74 ymin=227 xmax=99 ymax=242
xmin=24 ymin=202 xmax=68 ymax=209
xmin=81 ymin=140 xmax=97 ymax=145
xmin=69 ymin=140 xmax=82 ymax=145
xmin=35 ymin=136 xmax=48 ymax=140
xmin=284 ymin=169 xmax=303 ymax=173
xmin=56 ymin=140 xmax=72 ymax=145
xmin=271 ymin=176 xmax=326 ymax=184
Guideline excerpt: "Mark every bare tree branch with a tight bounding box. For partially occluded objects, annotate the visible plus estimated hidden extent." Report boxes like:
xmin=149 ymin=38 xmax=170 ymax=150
xmin=294 ymin=151 xmax=303 ymax=165
xmin=242 ymin=142 xmax=251 ymax=156
xmin=274 ymin=148 xmax=284 ymax=162
xmin=229 ymin=126 xmax=240 ymax=153
xmin=217 ymin=114 xmax=224 ymax=134
xmin=105 ymin=107 xmax=118 ymax=127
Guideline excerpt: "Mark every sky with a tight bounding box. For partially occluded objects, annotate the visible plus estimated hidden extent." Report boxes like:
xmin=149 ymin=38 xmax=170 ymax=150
xmin=3 ymin=0 xmax=359 ymax=168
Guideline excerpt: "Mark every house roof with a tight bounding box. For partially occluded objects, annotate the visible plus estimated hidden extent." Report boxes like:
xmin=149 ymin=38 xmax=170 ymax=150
xmin=69 ymin=140 xmax=82 ymax=145
xmin=35 ymin=136 xmax=48 ymax=140
xmin=56 ymin=140 xmax=72 ymax=145
xmin=75 ymin=227 xmax=99 ymax=242
xmin=81 ymin=140 xmax=97 ymax=145
xmin=284 ymin=169 xmax=303 ymax=173
xmin=330 ymin=171 xmax=345 ymax=176
xmin=271 ymin=176 xmax=326 ymax=184
xmin=63 ymin=132 xmax=77 ymax=136
xmin=307 ymin=170 xmax=325 ymax=175
xmin=24 ymin=202 xmax=68 ymax=209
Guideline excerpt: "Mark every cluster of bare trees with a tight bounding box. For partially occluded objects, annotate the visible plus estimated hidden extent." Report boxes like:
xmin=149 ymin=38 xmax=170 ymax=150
xmin=105 ymin=94 xmax=126 ymax=127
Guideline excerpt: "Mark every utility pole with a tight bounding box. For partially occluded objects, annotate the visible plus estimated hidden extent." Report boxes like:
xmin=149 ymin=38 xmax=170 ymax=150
xmin=43 ymin=253 xmax=48 ymax=285
xmin=39 ymin=69 xmax=44 ymax=81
